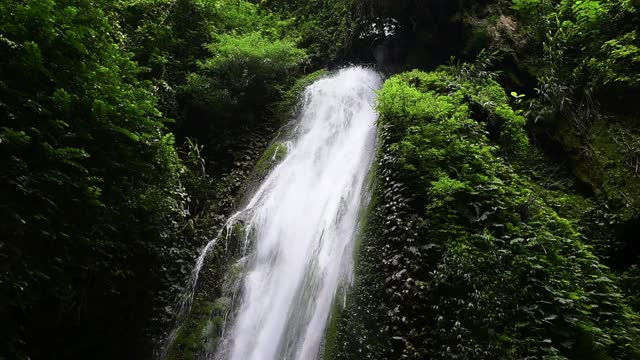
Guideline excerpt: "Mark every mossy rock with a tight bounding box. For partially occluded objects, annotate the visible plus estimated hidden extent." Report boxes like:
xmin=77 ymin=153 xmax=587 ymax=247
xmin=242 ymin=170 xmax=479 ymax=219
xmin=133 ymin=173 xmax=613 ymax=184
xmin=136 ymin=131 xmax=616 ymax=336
xmin=274 ymin=69 xmax=329 ymax=121
xmin=255 ymin=142 xmax=288 ymax=177
xmin=164 ymin=301 xmax=216 ymax=360
xmin=226 ymin=222 xmax=246 ymax=255
xmin=212 ymin=297 xmax=231 ymax=314
xmin=554 ymin=116 xmax=640 ymax=223
xmin=164 ymin=296 xmax=233 ymax=359
xmin=226 ymin=258 xmax=247 ymax=285
xmin=201 ymin=316 xmax=225 ymax=353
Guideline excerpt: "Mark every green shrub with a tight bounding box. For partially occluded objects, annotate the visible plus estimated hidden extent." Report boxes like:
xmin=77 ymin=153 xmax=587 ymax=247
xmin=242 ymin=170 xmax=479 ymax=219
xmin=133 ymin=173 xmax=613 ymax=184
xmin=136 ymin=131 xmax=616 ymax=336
xmin=181 ymin=32 xmax=307 ymax=126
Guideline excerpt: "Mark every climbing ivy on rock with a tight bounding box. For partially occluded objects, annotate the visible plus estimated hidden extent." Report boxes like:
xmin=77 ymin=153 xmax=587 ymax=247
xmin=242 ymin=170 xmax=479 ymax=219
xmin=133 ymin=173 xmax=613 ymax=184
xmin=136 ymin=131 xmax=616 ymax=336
xmin=509 ymin=0 xmax=640 ymax=302
xmin=331 ymin=67 xmax=640 ymax=359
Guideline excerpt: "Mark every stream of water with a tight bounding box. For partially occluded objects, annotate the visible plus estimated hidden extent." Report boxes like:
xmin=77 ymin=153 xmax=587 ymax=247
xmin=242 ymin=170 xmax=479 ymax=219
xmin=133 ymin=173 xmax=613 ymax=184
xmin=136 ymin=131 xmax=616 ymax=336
xmin=169 ymin=66 xmax=382 ymax=360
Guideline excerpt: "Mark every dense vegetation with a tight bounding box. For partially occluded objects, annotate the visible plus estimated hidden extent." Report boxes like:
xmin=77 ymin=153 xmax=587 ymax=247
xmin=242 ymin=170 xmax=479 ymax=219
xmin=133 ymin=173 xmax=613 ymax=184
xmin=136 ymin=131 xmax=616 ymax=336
xmin=0 ymin=1 xmax=187 ymax=357
xmin=330 ymin=66 xmax=640 ymax=359
xmin=2 ymin=0 xmax=640 ymax=359
xmin=510 ymin=0 xmax=640 ymax=288
xmin=329 ymin=0 xmax=640 ymax=358
xmin=0 ymin=0 xmax=321 ymax=358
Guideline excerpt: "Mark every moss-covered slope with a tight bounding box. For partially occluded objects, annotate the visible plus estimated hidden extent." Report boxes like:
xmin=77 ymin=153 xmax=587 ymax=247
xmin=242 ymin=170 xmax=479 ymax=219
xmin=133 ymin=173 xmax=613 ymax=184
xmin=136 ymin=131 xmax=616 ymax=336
xmin=330 ymin=67 xmax=640 ymax=359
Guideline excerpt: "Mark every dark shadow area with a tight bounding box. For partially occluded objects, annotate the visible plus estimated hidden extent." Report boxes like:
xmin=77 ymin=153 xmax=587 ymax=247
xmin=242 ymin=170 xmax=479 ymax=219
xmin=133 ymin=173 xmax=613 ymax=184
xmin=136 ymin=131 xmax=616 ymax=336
xmin=344 ymin=0 xmax=492 ymax=74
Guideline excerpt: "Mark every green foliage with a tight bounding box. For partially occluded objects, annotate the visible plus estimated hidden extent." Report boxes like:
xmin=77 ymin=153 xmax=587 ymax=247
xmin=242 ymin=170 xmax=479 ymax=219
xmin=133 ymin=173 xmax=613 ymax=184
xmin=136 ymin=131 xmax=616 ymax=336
xmin=116 ymin=0 xmax=310 ymax=154
xmin=512 ymin=0 xmax=544 ymax=11
xmin=260 ymin=0 xmax=355 ymax=63
xmin=333 ymin=68 xmax=640 ymax=359
xmin=510 ymin=0 xmax=640 ymax=293
xmin=621 ymin=265 xmax=640 ymax=312
xmin=0 ymin=0 xmax=192 ymax=357
xmin=182 ymin=31 xmax=307 ymax=123
xmin=513 ymin=0 xmax=640 ymax=92
xmin=116 ymin=0 xmax=305 ymax=132
xmin=379 ymin=68 xmax=529 ymax=163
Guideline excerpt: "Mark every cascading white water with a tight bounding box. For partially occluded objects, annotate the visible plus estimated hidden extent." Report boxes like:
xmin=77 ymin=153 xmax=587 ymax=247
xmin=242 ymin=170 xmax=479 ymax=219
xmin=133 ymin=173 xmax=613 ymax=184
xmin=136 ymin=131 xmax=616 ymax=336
xmin=211 ymin=66 xmax=381 ymax=360
xmin=160 ymin=67 xmax=381 ymax=360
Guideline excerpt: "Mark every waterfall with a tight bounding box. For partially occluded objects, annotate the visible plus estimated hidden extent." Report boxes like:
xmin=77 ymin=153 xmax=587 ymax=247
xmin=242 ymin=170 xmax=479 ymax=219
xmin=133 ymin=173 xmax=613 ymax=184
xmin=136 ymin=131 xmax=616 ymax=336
xmin=167 ymin=66 xmax=381 ymax=360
